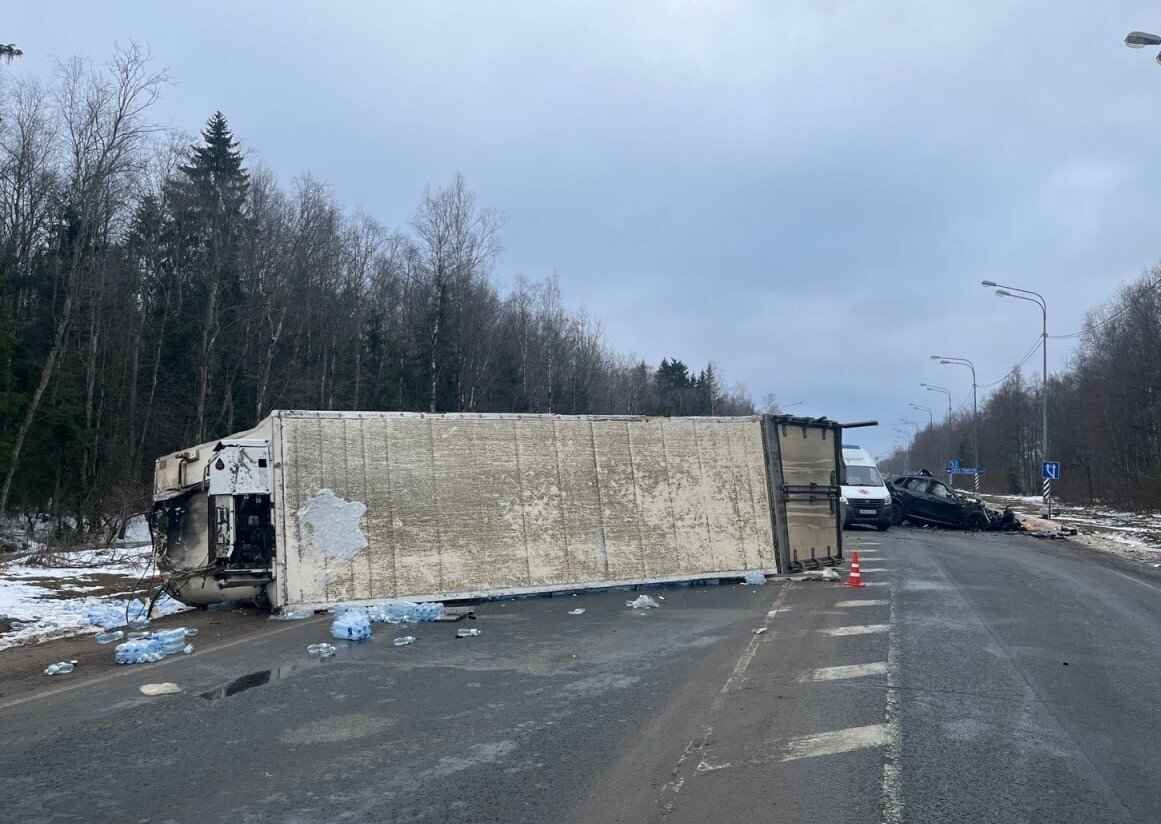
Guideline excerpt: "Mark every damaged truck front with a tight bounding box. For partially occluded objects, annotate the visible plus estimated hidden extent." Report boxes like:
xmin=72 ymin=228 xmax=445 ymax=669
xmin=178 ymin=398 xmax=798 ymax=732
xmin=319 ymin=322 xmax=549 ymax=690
xmin=152 ymin=419 xmax=277 ymax=607
xmin=153 ymin=411 xmax=855 ymax=611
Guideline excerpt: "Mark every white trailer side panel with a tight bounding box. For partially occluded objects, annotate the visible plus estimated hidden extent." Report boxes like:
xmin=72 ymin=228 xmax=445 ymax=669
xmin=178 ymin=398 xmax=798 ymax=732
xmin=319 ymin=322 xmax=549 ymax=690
xmin=272 ymin=412 xmax=776 ymax=607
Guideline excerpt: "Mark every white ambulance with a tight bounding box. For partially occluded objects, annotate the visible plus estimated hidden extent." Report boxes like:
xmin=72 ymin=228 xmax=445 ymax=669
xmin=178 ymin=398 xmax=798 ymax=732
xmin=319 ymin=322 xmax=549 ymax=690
xmin=840 ymin=444 xmax=893 ymax=531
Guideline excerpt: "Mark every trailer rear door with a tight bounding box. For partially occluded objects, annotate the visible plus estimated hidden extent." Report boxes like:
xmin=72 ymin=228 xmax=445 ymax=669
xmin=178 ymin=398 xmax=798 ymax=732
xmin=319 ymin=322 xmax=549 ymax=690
xmin=763 ymin=415 xmax=843 ymax=572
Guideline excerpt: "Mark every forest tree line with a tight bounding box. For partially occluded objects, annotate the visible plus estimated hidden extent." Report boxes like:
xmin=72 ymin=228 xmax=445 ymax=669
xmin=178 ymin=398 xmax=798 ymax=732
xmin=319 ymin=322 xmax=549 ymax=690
xmin=881 ymin=266 xmax=1161 ymax=510
xmin=0 ymin=47 xmax=753 ymax=540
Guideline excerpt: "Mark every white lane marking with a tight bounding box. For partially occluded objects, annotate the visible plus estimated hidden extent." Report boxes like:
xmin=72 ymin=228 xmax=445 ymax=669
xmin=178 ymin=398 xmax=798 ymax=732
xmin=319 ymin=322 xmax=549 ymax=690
xmin=781 ymin=724 xmax=889 ymax=761
xmin=802 ymin=662 xmax=888 ymax=682
xmin=859 ymin=567 xmax=887 ymax=573
xmin=882 ymin=566 xmax=903 ymax=823
xmin=864 ymin=581 xmax=889 ymax=587
xmin=722 ymin=582 xmax=792 ymax=694
xmin=657 ymin=582 xmax=795 ymax=813
xmin=819 ymin=623 xmax=889 ymax=637
xmin=836 ymin=599 xmax=889 ymax=607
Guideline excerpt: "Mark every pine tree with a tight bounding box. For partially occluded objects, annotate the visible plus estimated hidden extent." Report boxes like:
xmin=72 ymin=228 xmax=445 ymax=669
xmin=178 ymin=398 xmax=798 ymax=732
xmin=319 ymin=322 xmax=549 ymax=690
xmin=165 ymin=112 xmax=249 ymax=441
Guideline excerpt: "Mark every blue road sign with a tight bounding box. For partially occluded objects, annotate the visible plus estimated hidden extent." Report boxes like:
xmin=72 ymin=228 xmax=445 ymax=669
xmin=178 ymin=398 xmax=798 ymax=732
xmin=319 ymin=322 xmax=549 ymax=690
xmin=1042 ymin=461 xmax=1060 ymax=480
xmin=947 ymin=458 xmax=960 ymax=473
xmin=951 ymin=466 xmax=986 ymax=476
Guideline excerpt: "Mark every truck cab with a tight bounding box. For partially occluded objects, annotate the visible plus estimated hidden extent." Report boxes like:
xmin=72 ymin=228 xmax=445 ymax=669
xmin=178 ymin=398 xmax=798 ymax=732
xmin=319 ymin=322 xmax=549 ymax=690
xmin=840 ymin=444 xmax=893 ymax=531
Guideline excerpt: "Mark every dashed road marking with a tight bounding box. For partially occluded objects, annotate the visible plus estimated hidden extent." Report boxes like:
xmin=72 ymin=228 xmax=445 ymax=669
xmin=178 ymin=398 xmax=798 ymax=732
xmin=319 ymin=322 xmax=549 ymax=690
xmin=859 ymin=567 xmax=887 ymax=573
xmin=781 ymin=724 xmax=889 ymax=761
xmin=836 ymin=599 xmax=889 ymax=607
xmin=819 ymin=623 xmax=889 ymax=636
xmin=801 ymin=662 xmax=889 ymax=682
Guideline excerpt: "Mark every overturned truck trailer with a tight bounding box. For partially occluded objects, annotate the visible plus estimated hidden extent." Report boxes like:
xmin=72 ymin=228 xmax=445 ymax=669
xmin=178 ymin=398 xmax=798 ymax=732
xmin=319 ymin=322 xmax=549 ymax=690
xmin=152 ymin=411 xmax=849 ymax=610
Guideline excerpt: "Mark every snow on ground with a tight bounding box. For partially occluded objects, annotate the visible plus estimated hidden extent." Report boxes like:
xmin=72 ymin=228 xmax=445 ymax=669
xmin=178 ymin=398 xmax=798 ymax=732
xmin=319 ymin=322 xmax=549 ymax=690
xmin=986 ymin=494 xmax=1161 ymax=564
xmin=0 ymin=519 xmax=190 ymax=650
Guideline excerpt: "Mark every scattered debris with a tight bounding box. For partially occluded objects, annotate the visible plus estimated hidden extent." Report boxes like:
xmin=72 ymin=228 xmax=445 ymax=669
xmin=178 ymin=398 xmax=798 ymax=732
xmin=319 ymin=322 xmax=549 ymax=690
xmin=626 ymin=595 xmax=660 ymax=610
xmin=114 ymin=628 xmax=191 ymax=664
xmin=94 ymin=630 xmax=124 ymax=644
xmin=753 ymin=627 xmax=767 ymax=635
xmin=790 ymin=568 xmax=842 ymax=582
xmin=331 ymin=611 xmax=372 ymax=641
xmin=455 ymin=628 xmax=482 ymax=638
xmin=307 ymin=643 xmax=336 ymax=658
xmin=567 ymin=608 xmax=586 ymax=615
xmin=270 ymin=607 xmax=314 ymax=620
xmin=139 ymin=682 xmax=182 ymax=696
xmin=393 ymin=636 xmax=416 ymax=646
xmin=744 ymin=571 xmax=767 ymax=586
xmin=365 ymin=602 xmax=445 ymax=623
xmin=43 ymin=660 xmax=76 ymax=676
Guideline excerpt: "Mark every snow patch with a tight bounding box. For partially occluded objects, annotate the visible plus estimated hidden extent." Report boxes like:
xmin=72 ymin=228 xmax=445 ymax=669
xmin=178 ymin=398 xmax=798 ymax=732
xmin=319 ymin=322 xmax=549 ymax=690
xmin=0 ymin=543 xmax=189 ymax=650
xmin=297 ymin=489 xmax=368 ymax=561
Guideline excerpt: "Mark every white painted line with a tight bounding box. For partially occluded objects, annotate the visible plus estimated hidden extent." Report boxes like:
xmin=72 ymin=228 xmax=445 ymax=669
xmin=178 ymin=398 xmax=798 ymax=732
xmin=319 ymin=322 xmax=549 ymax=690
xmin=781 ymin=724 xmax=889 ymax=761
xmin=864 ymin=581 xmax=889 ymax=587
xmin=835 ymin=599 xmax=889 ymax=607
xmin=882 ymin=578 xmax=903 ymax=822
xmin=722 ymin=582 xmax=792 ymax=694
xmin=859 ymin=567 xmax=887 ymax=573
xmin=819 ymin=623 xmax=889 ymax=637
xmin=802 ymin=662 xmax=888 ymax=682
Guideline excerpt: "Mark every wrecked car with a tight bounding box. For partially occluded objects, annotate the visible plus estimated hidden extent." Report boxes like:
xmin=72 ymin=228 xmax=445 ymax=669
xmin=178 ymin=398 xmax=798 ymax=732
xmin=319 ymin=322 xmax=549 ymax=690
xmin=888 ymin=472 xmax=1020 ymax=531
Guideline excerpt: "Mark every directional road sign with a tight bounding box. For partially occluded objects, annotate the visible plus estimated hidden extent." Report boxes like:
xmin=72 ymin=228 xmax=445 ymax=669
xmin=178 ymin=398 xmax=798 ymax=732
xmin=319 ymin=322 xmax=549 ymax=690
xmin=1042 ymin=461 xmax=1060 ymax=481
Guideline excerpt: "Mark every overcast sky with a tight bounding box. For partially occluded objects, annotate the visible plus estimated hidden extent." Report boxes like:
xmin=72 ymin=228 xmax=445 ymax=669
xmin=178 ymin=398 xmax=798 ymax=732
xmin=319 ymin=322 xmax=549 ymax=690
xmin=8 ymin=1 xmax=1161 ymax=457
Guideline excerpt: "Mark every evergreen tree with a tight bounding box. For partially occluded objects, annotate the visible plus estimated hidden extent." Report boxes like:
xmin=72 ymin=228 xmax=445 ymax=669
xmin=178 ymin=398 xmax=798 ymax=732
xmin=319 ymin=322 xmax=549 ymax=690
xmin=164 ymin=112 xmax=250 ymax=441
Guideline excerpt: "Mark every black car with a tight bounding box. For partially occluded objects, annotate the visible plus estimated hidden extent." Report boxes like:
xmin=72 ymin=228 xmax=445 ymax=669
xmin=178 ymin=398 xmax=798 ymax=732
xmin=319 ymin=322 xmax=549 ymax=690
xmin=888 ymin=472 xmax=990 ymax=529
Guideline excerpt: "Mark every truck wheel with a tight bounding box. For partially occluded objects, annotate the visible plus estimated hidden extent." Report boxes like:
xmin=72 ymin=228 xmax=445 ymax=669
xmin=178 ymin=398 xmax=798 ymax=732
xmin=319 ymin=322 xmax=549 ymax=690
xmin=889 ymin=505 xmax=905 ymax=526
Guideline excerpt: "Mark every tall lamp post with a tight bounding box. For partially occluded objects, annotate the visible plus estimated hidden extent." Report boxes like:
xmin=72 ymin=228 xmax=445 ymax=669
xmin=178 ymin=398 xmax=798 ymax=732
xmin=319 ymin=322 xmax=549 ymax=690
xmin=982 ymin=280 xmax=1050 ymax=515
xmin=909 ymin=404 xmax=934 ymax=427
xmin=932 ymin=355 xmax=979 ymax=492
xmin=893 ymin=429 xmax=912 ymax=473
xmin=920 ymin=383 xmax=952 ymax=418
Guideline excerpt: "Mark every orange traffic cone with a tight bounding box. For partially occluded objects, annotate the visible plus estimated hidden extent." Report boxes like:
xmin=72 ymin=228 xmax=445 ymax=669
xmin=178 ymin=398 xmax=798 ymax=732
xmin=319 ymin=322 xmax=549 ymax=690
xmin=845 ymin=551 xmax=865 ymax=588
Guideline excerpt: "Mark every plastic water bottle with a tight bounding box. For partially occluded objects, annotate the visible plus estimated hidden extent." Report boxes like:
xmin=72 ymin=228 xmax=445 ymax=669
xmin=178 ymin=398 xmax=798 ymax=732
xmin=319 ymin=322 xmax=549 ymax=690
xmin=94 ymin=630 xmax=124 ymax=644
xmin=393 ymin=636 xmax=416 ymax=646
xmin=744 ymin=570 xmax=766 ymax=586
xmin=455 ymin=628 xmax=482 ymax=638
xmin=183 ymin=628 xmax=199 ymax=637
xmin=154 ymin=629 xmax=188 ymax=655
xmin=182 ymin=643 xmax=194 ymax=655
xmin=307 ymin=643 xmax=337 ymax=658
xmin=43 ymin=661 xmax=76 ymax=675
xmin=127 ymin=631 xmax=151 ymax=641
xmin=330 ymin=612 xmax=372 ymax=641
xmin=114 ymin=638 xmax=165 ymax=664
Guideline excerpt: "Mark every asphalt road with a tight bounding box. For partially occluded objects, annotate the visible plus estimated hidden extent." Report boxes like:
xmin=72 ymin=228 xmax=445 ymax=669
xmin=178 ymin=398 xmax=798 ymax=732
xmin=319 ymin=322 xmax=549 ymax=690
xmin=2 ymin=527 xmax=1160 ymax=823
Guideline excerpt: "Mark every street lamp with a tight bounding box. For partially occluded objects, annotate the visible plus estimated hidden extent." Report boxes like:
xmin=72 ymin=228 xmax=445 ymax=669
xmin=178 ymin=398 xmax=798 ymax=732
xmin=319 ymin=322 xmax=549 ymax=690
xmin=920 ymin=382 xmax=953 ymax=418
xmin=1125 ymin=30 xmax=1161 ymax=63
xmin=909 ymin=403 xmax=934 ymax=427
xmin=983 ymin=280 xmax=1050 ymax=514
xmin=892 ymin=428 xmax=912 ymax=472
xmin=932 ymin=354 xmax=980 ymax=492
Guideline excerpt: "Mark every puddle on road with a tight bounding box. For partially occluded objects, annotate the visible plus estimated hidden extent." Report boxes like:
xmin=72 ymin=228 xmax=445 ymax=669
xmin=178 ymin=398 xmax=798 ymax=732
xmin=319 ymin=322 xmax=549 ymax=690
xmin=199 ymin=659 xmax=317 ymax=702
